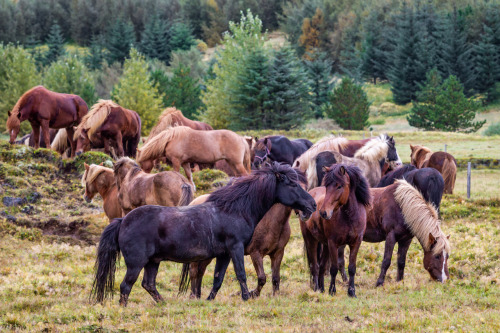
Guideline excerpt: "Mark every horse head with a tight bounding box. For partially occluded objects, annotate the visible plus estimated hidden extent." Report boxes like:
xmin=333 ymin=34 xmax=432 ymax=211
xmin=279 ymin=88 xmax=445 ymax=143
xmin=386 ymin=135 xmax=402 ymax=166
xmin=319 ymin=165 xmax=351 ymax=220
xmin=6 ymin=109 xmax=21 ymax=144
xmin=75 ymin=128 xmax=91 ymax=156
xmin=253 ymin=138 xmax=272 ymax=169
xmin=423 ymin=233 xmax=450 ymax=283
xmin=82 ymin=162 xmax=106 ymax=203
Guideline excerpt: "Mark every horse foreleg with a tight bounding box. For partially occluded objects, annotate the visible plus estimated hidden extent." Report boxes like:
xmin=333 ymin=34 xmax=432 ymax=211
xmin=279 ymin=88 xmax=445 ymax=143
xmin=396 ymin=238 xmax=412 ymax=282
xmin=338 ymin=245 xmax=348 ymax=282
xmin=347 ymin=239 xmax=362 ymax=298
xmin=66 ymin=126 xmax=76 ymax=157
xmin=31 ymin=123 xmax=41 ymax=149
xmin=271 ymin=249 xmax=285 ymax=296
xmin=249 ymin=252 xmax=266 ymax=298
xmin=318 ymin=245 xmax=330 ymax=293
xmin=233 ymin=162 xmax=249 ymax=176
xmin=303 ymin=236 xmax=320 ymax=291
xmin=103 ymin=137 xmax=111 ymax=157
xmin=207 ymin=255 xmax=231 ymax=301
xmin=327 ymin=239 xmax=339 ymax=296
xmin=376 ymin=232 xmax=396 ymax=287
xmin=182 ymin=162 xmax=195 ymax=191
xmin=190 ymin=259 xmax=211 ymax=299
xmin=142 ymin=261 xmax=164 ymax=303
xmin=115 ymin=131 xmax=124 ymax=157
xmin=40 ymin=120 xmax=51 ymax=149
xmin=229 ymin=242 xmax=250 ymax=301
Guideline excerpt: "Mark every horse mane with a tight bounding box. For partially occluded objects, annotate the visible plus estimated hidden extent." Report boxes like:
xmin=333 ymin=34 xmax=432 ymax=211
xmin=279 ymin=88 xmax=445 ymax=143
xmin=322 ymin=164 xmax=371 ymax=207
xmin=354 ymin=134 xmax=389 ymax=163
xmin=393 ymin=179 xmax=450 ymax=255
xmin=81 ymin=164 xmax=113 ymax=187
xmin=7 ymin=85 xmax=45 ymax=130
xmin=255 ymin=136 xmax=275 ymax=150
xmin=411 ymin=145 xmax=432 ymax=167
xmin=113 ymin=157 xmax=139 ymax=173
xmin=147 ymin=107 xmax=185 ymax=142
xmin=74 ymin=100 xmax=117 ymax=139
xmin=51 ymin=129 xmax=69 ymax=152
xmin=207 ymin=162 xmax=305 ymax=221
xmin=377 ymin=164 xmax=416 ymax=187
xmin=137 ymin=126 xmax=192 ymax=163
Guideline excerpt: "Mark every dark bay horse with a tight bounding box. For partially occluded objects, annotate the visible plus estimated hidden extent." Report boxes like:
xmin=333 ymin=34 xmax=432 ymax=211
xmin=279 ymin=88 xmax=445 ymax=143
xmin=410 ymin=145 xmax=457 ymax=194
xmin=301 ymin=165 xmax=371 ymax=297
xmin=6 ymin=86 xmax=88 ymax=157
xmin=90 ymin=163 xmax=316 ymax=306
xmin=338 ymin=179 xmax=450 ymax=287
xmin=74 ymin=100 xmax=141 ymax=158
xmin=252 ymin=136 xmax=313 ymax=168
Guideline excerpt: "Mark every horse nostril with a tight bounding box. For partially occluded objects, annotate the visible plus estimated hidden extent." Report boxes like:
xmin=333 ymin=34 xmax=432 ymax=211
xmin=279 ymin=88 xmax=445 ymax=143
xmin=319 ymin=211 xmax=326 ymax=219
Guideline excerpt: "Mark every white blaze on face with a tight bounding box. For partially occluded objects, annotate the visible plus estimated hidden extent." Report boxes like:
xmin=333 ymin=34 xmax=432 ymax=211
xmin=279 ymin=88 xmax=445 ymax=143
xmin=441 ymin=250 xmax=447 ymax=283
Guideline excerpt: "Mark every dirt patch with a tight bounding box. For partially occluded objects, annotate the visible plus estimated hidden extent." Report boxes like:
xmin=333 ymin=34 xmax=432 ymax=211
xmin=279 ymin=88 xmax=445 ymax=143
xmin=35 ymin=218 xmax=95 ymax=245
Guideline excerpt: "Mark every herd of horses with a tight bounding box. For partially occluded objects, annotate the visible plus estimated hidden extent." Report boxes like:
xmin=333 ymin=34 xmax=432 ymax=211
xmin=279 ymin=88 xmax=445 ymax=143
xmin=6 ymin=86 xmax=459 ymax=306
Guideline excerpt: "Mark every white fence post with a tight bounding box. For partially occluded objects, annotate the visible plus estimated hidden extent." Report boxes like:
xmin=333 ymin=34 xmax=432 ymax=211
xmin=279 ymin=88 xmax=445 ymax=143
xmin=467 ymin=162 xmax=471 ymax=199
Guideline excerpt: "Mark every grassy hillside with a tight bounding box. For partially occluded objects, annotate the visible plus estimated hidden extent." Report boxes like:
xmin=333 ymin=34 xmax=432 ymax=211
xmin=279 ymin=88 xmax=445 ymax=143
xmin=0 ymin=138 xmax=499 ymax=331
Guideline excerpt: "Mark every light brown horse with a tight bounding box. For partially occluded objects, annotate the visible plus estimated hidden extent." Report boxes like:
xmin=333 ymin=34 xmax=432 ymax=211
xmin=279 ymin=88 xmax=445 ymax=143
xmin=74 ymin=100 xmax=141 ymax=158
xmin=81 ymin=163 xmax=122 ymax=221
xmin=186 ymin=195 xmax=294 ymax=298
xmin=410 ymin=144 xmax=457 ymax=194
xmin=6 ymin=86 xmax=88 ymax=157
xmin=137 ymin=126 xmax=251 ymax=186
xmin=114 ymin=157 xmax=194 ymax=215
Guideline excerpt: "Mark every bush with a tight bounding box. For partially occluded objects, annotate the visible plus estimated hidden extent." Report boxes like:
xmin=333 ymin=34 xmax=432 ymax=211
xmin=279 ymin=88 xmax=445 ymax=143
xmin=484 ymin=122 xmax=500 ymax=136
xmin=322 ymin=77 xmax=370 ymax=130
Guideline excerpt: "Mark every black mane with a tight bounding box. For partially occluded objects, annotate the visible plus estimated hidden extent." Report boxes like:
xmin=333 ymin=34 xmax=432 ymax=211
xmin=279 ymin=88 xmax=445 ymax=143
xmin=323 ymin=164 xmax=371 ymax=207
xmin=377 ymin=164 xmax=416 ymax=187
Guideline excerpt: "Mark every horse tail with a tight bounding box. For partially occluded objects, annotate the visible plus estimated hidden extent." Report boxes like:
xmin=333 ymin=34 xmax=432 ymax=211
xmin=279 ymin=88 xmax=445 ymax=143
xmin=306 ymin=155 xmax=318 ymax=191
xmin=425 ymin=171 xmax=444 ymax=216
xmin=242 ymin=137 xmax=252 ymax=173
xmin=178 ymin=263 xmax=191 ymax=294
xmin=51 ymin=129 xmax=69 ymax=153
xmin=178 ymin=183 xmax=194 ymax=206
xmin=90 ymin=218 xmax=122 ymax=304
xmin=441 ymin=157 xmax=456 ymax=194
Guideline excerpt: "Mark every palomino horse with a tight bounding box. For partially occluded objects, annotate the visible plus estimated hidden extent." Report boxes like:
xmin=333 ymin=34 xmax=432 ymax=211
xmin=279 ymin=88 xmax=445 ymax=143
xmin=113 ymin=157 xmax=194 ymax=215
xmin=137 ymin=126 xmax=251 ymax=185
xmin=6 ymin=86 xmax=88 ymax=156
xmin=301 ymin=165 xmax=371 ymax=297
xmin=252 ymin=135 xmax=313 ymax=168
xmin=90 ymin=163 xmax=316 ymax=305
xmin=81 ymin=163 xmax=121 ymax=221
xmin=74 ymin=100 xmax=141 ymax=158
xmin=410 ymin=144 xmax=457 ymax=194
xmin=338 ymin=179 xmax=451 ymax=286
xmin=185 ymin=176 xmax=303 ymax=298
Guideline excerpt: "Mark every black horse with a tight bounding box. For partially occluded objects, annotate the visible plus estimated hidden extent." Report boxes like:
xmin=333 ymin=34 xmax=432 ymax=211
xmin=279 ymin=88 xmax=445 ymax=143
xmin=376 ymin=165 xmax=444 ymax=212
xmin=253 ymin=136 xmax=313 ymax=168
xmin=90 ymin=162 xmax=316 ymax=306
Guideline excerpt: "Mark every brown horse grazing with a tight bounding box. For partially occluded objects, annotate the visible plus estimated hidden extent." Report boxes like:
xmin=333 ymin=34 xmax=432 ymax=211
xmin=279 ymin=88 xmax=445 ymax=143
xmin=137 ymin=127 xmax=251 ymax=186
xmin=301 ymin=165 xmax=371 ymax=297
xmin=6 ymin=86 xmax=88 ymax=156
xmin=113 ymin=157 xmax=194 ymax=215
xmin=74 ymin=100 xmax=141 ymax=158
xmin=410 ymin=145 xmax=457 ymax=194
xmin=186 ymin=192 xmax=296 ymax=298
xmin=338 ymin=179 xmax=451 ymax=286
xmin=81 ymin=163 xmax=122 ymax=221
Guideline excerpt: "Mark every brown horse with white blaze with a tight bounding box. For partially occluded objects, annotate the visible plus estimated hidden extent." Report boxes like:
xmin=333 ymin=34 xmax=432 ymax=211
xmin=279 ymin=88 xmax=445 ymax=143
xmin=137 ymin=126 xmax=251 ymax=186
xmin=81 ymin=163 xmax=122 ymax=221
xmin=74 ymin=100 xmax=141 ymax=158
xmin=6 ymin=86 xmax=88 ymax=157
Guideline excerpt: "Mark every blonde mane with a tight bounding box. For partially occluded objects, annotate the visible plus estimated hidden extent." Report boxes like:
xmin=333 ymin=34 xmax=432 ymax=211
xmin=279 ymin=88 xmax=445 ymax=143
xmin=146 ymin=107 xmax=186 ymax=142
xmin=394 ymin=179 xmax=450 ymax=255
xmin=354 ymin=134 xmax=389 ymax=163
xmin=137 ymin=126 xmax=192 ymax=163
xmin=51 ymin=129 xmax=69 ymax=153
xmin=293 ymin=136 xmax=349 ymax=173
xmin=410 ymin=144 xmax=432 ymax=168
xmin=74 ymin=100 xmax=117 ymax=139
xmin=81 ymin=164 xmax=113 ymax=187
xmin=6 ymin=86 xmax=44 ymax=130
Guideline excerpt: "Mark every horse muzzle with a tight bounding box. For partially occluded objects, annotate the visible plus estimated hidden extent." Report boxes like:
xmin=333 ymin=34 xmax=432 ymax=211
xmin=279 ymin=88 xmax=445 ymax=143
xmin=83 ymin=195 xmax=91 ymax=203
xmin=76 ymin=151 xmax=83 ymax=156
xmin=319 ymin=209 xmax=333 ymax=220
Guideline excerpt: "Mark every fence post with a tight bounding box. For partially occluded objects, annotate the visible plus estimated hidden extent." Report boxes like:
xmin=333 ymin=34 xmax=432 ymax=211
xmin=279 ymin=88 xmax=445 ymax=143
xmin=467 ymin=162 xmax=471 ymax=199
xmin=363 ymin=133 xmax=365 ymax=139
xmin=444 ymin=144 xmax=447 ymax=152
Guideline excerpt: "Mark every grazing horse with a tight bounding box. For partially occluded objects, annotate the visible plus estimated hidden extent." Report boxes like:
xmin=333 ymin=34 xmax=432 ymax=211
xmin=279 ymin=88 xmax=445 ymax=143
xmin=81 ymin=163 xmax=122 ymax=221
xmin=6 ymin=86 xmax=88 ymax=156
xmin=301 ymin=165 xmax=371 ymax=297
xmin=74 ymin=100 xmax=141 ymax=158
xmin=338 ymin=179 xmax=450 ymax=286
xmin=137 ymin=126 xmax=251 ymax=185
xmin=90 ymin=163 xmax=317 ymax=306
xmin=410 ymin=145 xmax=457 ymax=194
xmin=146 ymin=108 xmax=212 ymax=140
xmin=252 ymin=136 xmax=313 ymax=168
xmin=186 ymin=177 xmax=303 ymax=298
xmin=113 ymin=157 xmax=194 ymax=215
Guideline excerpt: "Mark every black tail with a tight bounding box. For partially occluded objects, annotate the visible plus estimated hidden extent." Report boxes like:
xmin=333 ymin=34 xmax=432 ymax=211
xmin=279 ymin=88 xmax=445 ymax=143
xmin=426 ymin=173 xmax=444 ymax=216
xmin=178 ymin=183 xmax=194 ymax=206
xmin=178 ymin=263 xmax=191 ymax=294
xmin=90 ymin=218 xmax=122 ymax=304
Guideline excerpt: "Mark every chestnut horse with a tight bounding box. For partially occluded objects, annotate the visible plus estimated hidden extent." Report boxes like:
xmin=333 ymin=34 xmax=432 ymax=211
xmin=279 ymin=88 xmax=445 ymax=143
xmin=81 ymin=163 xmax=122 ymax=221
xmin=186 ymin=188 xmax=299 ymax=298
xmin=410 ymin=144 xmax=457 ymax=194
xmin=6 ymin=86 xmax=88 ymax=156
xmin=137 ymin=126 xmax=251 ymax=186
xmin=301 ymin=165 xmax=371 ymax=297
xmin=338 ymin=179 xmax=451 ymax=287
xmin=113 ymin=157 xmax=194 ymax=215
xmin=74 ymin=100 xmax=141 ymax=158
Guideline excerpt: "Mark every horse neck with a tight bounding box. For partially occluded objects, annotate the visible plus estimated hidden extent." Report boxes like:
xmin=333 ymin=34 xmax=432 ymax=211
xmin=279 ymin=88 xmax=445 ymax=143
xmin=97 ymin=172 xmax=117 ymax=198
xmin=340 ymin=187 xmax=363 ymax=221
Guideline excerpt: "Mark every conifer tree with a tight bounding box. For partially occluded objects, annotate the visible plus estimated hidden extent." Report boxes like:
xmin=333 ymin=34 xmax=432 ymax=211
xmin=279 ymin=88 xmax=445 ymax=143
xmin=140 ymin=15 xmax=171 ymax=63
xmin=107 ymin=19 xmax=135 ymax=64
xmin=339 ymin=25 xmax=363 ymax=83
xmin=361 ymin=13 xmax=387 ymax=84
xmin=298 ymin=8 xmax=325 ymax=61
xmin=304 ymin=53 xmax=333 ymax=118
xmin=85 ymin=35 xmax=105 ymax=70
xmin=45 ymin=22 xmax=65 ymax=65
xmin=169 ymin=22 xmax=196 ymax=52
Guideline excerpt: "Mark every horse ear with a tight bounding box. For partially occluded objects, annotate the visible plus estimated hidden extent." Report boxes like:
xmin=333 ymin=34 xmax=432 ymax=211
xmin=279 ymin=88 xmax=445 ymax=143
xmin=99 ymin=162 xmax=104 ymax=166
xmin=255 ymin=136 xmax=258 ymax=141
xmin=410 ymin=144 xmax=415 ymax=150
xmin=340 ymin=166 xmax=346 ymax=175
xmin=322 ymin=166 xmax=330 ymax=173
xmin=84 ymin=163 xmax=89 ymax=171
xmin=142 ymin=138 xmax=145 ymax=143
xmin=428 ymin=233 xmax=437 ymax=245
xmin=7 ymin=110 xmax=11 ymax=117
xmin=446 ymin=234 xmax=450 ymax=240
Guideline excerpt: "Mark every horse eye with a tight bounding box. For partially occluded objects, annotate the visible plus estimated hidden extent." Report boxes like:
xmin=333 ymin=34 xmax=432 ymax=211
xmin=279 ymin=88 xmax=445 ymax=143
xmin=337 ymin=185 xmax=342 ymax=190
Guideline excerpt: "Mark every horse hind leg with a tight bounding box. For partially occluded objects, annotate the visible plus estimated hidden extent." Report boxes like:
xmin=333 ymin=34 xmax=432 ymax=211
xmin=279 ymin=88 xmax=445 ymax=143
xmin=338 ymin=246 xmax=348 ymax=282
xmin=141 ymin=261 xmax=164 ymax=303
xmin=120 ymin=265 xmax=144 ymax=307
xmin=207 ymin=255 xmax=231 ymax=301
xmin=249 ymin=252 xmax=266 ymax=298
xmin=182 ymin=162 xmax=196 ymax=191
xmin=347 ymin=239 xmax=363 ymax=298
xmin=271 ymin=249 xmax=286 ymax=296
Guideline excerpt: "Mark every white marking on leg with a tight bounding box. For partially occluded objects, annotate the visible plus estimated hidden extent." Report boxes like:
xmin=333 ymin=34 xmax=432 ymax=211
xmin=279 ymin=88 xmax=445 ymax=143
xmin=441 ymin=250 xmax=447 ymax=283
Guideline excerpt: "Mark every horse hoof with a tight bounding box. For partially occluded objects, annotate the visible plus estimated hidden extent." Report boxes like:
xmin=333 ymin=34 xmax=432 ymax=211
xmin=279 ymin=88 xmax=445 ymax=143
xmin=375 ymin=280 xmax=384 ymax=287
xmin=348 ymin=289 xmax=357 ymax=298
xmin=249 ymin=290 xmax=260 ymax=298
